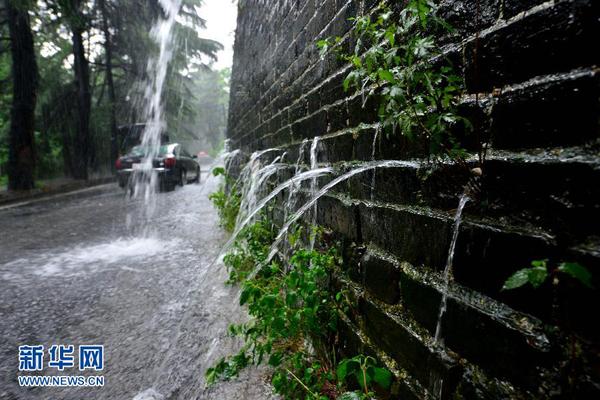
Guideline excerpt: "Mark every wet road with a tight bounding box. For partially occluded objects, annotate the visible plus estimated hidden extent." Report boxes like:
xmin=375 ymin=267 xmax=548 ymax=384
xmin=0 ymin=175 xmax=274 ymax=399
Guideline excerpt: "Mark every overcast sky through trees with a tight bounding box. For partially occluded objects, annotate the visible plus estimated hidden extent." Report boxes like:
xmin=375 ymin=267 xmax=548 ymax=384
xmin=200 ymin=0 xmax=237 ymax=69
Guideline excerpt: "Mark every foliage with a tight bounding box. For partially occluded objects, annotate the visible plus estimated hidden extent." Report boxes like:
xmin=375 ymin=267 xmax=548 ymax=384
xmin=222 ymin=218 xmax=274 ymax=284
xmin=1 ymin=0 xmax=226 ymax=184
xmin=206 ymin=192 xmax=393 ymax=399
xmin=0 ymin=48 xmax=10 ymax=180
xmin=317 ymin=0 xmax=471 ymax=163
xmin=209 ymin=167 xmax=241 ymax=233
xmin=502 ymin=259 xmax=593 ymax=291
xmin=337 ymin=355 xmax=392 ymax=398
xmin=174 ymin=68 xmax=230 ymax=153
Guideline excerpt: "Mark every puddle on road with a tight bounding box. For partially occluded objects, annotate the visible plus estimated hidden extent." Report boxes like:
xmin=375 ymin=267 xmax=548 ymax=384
xmin=2 ymin=236 xmax=185 ymax=279
xmin=133 ymin=388 xmax=165 ymax=400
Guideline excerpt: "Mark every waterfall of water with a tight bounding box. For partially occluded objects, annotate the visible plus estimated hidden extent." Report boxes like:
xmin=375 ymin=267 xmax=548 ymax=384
xmin=369 ymin=126 xmax=381 ymax=201
xmin=309 ymin=136 xmax=320 ymax=250
xmin=281 ymin=140 xmax=309 ymax=262
xmin=263 ymin=160 xmax=419 ymax=266
xmin=218 ymin=167 xmax=334 ymax=260
xmin=428 ymin=194 xmax=469 ymax=400
xmin=234 ymin=149 xmax=284 ymax=230
xmin=433 ymin=194 xmax=470 ymax=345
xmin=129 ymin=0 xmax=182 ymax=232
xmin=284 ymin=139 xmax=308 ymax=216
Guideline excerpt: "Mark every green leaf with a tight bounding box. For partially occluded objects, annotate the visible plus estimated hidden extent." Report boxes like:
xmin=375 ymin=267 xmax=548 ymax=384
xmin=502 ymin=268 xmax=531 ymax=291
xmin=337 ymin=359 xmax=358 ymax=382
xmin=343 ymin=76 xmax=352 ymax=91
xmin=529 ymin=265 xmax=548 ymax=289
xmin=372 ymin=367 xmax=392 ymax=389
xmin=212 ymin=167 xmax=225 ymax=176
xmin=558 ymin=262 xmax=593 ymax=288
xmin=355 ymin=369 xmax=372 ymax=389
xmin=205 ymin=368 xmax=217 ymax=385
xmin=239 ymin=287 xmax=251 ymax=305
xmin=378 ymin=69 xmax=394 ymax=83
xmin=268 ymin=352 xmax=283 ymax=367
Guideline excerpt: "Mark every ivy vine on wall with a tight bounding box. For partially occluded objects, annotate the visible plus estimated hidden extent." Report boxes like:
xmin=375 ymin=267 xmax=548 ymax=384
xmin=318 ymin=0 xmax=473 ymax=165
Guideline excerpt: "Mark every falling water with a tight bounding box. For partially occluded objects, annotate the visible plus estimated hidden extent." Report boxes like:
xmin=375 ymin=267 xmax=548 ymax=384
xmin=433 ymin=194 xmax=470 ymax=345
xmin=218 ymin=167 xmax=334 ymax=260
xmin=234 ymin=149 xmax=284 ymax=229
xmin=309 ymin=136 xmax=320 ymax=250
xmin=369 ymin=126 xmax=380 ymax=201
xmin=129 ymin=0 xmax=182 ymax=232
xmin=237 ymin=161 xmax=286 ymax=223
xmin=284 ymin=139 xmax=308 ymax=216
xmin=282 ymin=140 xmax=309 ymax=261
xmin=264 ymin=160 xmax=419 ymax=266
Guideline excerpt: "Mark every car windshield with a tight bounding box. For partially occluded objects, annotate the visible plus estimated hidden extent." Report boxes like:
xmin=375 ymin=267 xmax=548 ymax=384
xmin=129 ymin=145 xmax=170 ymax=157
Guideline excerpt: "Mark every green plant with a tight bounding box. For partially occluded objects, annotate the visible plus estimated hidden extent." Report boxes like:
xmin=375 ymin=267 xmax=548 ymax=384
xmin=206 ymin=217 xmax=393 ymax=399
xmin=337 ymin=355 xmax=392 ymax=398
xmin=209 ymin=167 xmax=241 ymax=233
xmin=502 ymin=259 xmax=593 ymax=291
xmin=223 ymin=219 xmax=275 ymax=284
xmin=318 ymin=0 xmax=472 ymax=164
xmin=502 ymin=259 xmax=595 ymax=395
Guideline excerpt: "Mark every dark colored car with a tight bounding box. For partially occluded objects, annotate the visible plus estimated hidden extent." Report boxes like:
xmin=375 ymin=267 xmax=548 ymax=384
xmin=118 ymin=124 xmax=170 ymax=154
xmin=115 ymin=143 xmax=200 ymax=191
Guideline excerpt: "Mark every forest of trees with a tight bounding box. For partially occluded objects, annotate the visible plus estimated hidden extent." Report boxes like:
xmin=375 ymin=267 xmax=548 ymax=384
xmin=0 ymin=0 xmax=229 ymax=190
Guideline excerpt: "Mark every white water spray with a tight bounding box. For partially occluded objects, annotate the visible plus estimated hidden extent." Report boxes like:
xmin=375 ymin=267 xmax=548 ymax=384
xmin=370 ymin=126 xmax=381 ymax=200
xmin=264 ymin=160 xmax=419 ymax=265
xmin=309 ymin=136 xmax=320 ymax=250
xmin=218 ymin=167 xmax=334 ymax=259
xmin=130 ymin=0 xmax=182 ymax=230
xmin=433 ymin=194 xmax=470 ymax=345
xmin=234 ymin=149 xmax=284 ymax=229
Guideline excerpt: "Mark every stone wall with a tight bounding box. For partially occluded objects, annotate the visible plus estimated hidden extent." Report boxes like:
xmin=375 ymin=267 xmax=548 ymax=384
xmin=227 ymin=0 xmax=600 ymax=398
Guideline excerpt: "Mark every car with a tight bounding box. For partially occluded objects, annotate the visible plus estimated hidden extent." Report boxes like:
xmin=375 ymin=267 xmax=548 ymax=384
xmin=118 ymin=124 xmax=170 ymax=155
xmin=196 ymin=151 xmax=213 ymax=166
xmin=115 ymin=143 xmax=201 ymax=191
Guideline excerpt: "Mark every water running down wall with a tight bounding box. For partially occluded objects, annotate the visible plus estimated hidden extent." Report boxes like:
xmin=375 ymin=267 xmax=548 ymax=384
xmin=227 ymin=0 xmax=600 ymax=398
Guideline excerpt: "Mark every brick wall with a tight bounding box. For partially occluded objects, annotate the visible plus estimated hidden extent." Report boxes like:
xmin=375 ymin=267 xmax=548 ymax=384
xmin=227 ymin=0 xmax=600 ymax=398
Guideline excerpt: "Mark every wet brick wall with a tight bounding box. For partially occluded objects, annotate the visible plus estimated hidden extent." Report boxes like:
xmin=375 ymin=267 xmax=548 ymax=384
xmin=227 ymin=0 xmax=600 ymax=398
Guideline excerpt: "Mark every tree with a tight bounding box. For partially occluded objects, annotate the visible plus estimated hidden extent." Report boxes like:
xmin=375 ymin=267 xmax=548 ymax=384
xmin=1 ymin=0 xmax=226 ymax=184
xmin=6 ymin=0 xmax=38 ymax=190
xmin=98 ymin=0 xmax=117 ymax=170
xmin=61 ymin=0 xmax=91 ymax=180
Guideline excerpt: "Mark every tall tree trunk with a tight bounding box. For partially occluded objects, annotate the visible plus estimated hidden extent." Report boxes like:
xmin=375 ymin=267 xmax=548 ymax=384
xmin=7 ymin=0 xmax=38 ymax=191
xmin=99 ymin=0 xmax=118 ymax=171
xmin=70 ymin=0 xmax=91 ymax=180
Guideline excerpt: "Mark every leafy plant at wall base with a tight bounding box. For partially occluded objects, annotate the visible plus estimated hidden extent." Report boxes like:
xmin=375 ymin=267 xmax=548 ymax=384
xmin=337 ymin=355 xmax=392 ymax=397
xmin=317 ymin=0 xmax=472 ymax=165
xmin=209 ymin=167 xmax=241 ymax=233
xmin=223 ymin=218 xmax=275 ymax=284
xmin=205 ymin=213 xmax=393 ymax=398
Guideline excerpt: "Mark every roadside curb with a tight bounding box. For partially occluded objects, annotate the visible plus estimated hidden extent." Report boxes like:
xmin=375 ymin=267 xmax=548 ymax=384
xmin=0 ymin=177 xmax=116 ymax=208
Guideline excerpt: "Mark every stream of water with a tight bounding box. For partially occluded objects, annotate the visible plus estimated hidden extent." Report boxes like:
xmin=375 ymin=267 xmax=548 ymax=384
xmin=433 ymin=194 xmax=470 ymax=346
xmin=427 ymin=194 xmax=469 ymax=399
xmin=309 ymin=137 xmax=321 ymax=250
xmin=126 ymin=0 xmax=182 ymax=238
xmin=218 ymin=167 xmax=334 ymax=259
xmin=370 ymin=126 xmax=381 ymax=200
xmin=263 ymin=160 xmax=419 ymax=266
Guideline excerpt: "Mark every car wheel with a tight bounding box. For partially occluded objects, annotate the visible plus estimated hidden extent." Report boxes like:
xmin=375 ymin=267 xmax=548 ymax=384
xmin=179 ymin=169 xmax=187 ymax=186
xmin=194 ymin=167 xmax=201 ymax=183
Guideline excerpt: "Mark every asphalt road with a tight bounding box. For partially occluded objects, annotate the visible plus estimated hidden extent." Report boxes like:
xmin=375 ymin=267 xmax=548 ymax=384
xmin=0 ymin=174 xmax=274 ymax=400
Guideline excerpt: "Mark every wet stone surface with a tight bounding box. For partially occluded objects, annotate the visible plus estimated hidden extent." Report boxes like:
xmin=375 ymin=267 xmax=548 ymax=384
xmin=0 ymin=174 xmax=275 ymax=400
